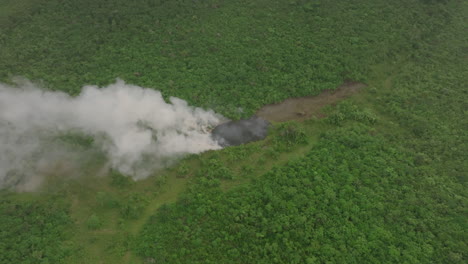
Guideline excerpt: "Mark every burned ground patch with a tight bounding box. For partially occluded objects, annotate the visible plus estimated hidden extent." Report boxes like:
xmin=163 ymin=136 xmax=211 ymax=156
xmin=211 ymin=116 xmax=270 ymax=147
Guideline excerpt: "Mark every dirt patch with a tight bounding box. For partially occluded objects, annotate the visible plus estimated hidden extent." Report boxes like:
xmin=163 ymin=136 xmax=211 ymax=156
xmin=256 ymin=82 xmax=366 ymax=122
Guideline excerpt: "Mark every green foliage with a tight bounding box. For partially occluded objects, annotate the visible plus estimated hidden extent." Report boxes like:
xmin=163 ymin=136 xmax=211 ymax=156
xmin=110 ymin=169 xmax=134 ymax=188
xmin=105 ymin=233 xmax=134 ymax=257
xmin=120 ymin=193 xmax=149 ymax=219
xmin=154 ymin=174 xmax=168 ymax=188
xmin=135 ymin=3 xmax=468 ymax=261
xmin=86 ymin=214 xmax=102 ymax=230
xmin=0 ymin=0 xmax=452 ymax=118
xmin=0 ymin=0 xmax=466 ymax=263
xmin=197 ymin=157 xmax=235 ymax=180
xmin=0 ymin=195 xmax=71 ymax=263
xmin=96 ymin=191 xmax=120 ymax=209
xmin=137 ymin=124 xmax=466 ymax=263
xmin=176 ymin=162 xmax=189 ymax=178
xmin=327 ymin=101 xmax=378 ymax=126
xmin=274 ymin=122 xmax=308 ymax=150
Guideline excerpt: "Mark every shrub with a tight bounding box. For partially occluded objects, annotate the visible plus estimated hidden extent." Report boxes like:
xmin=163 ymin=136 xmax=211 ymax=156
xmin=86 ymin=214 xmax=102 ymax=230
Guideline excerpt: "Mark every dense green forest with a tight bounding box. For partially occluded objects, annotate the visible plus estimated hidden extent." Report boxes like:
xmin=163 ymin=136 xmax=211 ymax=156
xmin=0 ymin=0 xmax=466 ymax=263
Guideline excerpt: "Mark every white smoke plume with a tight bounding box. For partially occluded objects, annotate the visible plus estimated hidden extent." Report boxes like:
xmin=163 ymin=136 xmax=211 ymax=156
xmin=0 ymin=79 xmax=224 ymax=190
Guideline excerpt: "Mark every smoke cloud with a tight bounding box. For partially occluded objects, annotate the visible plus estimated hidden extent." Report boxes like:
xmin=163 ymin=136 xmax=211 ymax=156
xmin=211 ymin=116 xmax=270 ymax=147
xmin=0 ymin=79 xmax=224 ymax=190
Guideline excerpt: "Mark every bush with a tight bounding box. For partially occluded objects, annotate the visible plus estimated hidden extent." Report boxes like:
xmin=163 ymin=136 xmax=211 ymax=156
xmin=86 ymin=214 xmax=102 ymax=230
xmin=274 ymin=122 xmax=308 ymax=150
xmin=110 ymin=169 xmax=134 ymax=188
xmin=120 ymin=193 xmax=148 ymax=219
xmin=96 ymin=191 xmax=120 ymax=209
xmin=328 ymin=101 xmax=378 ymax=126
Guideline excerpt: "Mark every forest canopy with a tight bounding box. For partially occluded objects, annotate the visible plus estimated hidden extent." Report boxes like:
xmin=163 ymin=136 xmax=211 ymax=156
xmin=0 ymin=0 xmax=466 ymax=263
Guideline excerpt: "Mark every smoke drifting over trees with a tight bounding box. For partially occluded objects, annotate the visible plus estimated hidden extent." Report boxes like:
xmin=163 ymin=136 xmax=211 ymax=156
xmin=0 ymin=79 xmax=224 ymax=190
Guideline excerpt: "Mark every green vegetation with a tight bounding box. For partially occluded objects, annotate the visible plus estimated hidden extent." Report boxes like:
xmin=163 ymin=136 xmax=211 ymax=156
xmin=137 ymin=124 xmax=465 ymax=263
xmin=0 ymin=194 xmax=72 ymax=263
xmin=0 ymin=0 xmax=466 ymax=263
xmin=1 ymin=0 xmax=456 ymax=118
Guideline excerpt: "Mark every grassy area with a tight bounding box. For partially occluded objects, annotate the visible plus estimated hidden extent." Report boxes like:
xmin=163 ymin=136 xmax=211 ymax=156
xmin=0 ymin=0 xmax=466 ymax=263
